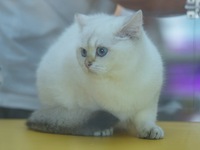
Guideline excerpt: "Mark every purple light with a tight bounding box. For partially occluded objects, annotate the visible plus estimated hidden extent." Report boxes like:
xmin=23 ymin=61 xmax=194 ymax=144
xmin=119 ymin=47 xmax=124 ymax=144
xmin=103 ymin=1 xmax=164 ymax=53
xmin=165 ymin=64 xmax=200 ymax=96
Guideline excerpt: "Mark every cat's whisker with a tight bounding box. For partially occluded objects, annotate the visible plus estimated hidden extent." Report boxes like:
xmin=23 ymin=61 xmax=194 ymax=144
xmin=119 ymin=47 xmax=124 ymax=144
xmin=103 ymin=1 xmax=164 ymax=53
xmin=90 ymin=65 xmax=107 ymax=74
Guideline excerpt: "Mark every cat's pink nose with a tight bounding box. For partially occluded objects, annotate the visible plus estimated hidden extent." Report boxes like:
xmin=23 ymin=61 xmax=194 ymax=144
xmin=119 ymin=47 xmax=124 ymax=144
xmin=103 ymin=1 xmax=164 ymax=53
xmin=85 ymin=61 xmax=92 ymax=68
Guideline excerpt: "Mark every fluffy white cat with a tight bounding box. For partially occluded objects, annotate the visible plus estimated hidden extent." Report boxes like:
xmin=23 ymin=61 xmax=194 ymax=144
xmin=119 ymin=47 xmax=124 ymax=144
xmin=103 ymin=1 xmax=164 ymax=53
xmin=27 ymin=10 xmax=164 ymax=139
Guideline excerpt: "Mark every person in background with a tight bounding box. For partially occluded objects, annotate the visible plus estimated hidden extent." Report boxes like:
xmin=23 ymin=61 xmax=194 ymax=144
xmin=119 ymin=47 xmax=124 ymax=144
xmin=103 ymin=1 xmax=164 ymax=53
xmin=113 ymin=0 xmax=186 ymax=16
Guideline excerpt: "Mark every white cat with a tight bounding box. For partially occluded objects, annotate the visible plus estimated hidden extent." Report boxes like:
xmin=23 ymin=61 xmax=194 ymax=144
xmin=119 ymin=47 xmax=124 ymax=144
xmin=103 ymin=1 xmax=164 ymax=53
xmin=27 ymin=10 xmax=164 ymax=139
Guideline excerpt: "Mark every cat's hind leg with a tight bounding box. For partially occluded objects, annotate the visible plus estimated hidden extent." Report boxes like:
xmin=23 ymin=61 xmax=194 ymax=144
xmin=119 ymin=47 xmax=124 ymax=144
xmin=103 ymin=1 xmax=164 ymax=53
xmin=27 ymin=106 xmax=119 ymax=136
xmin=84 ymin=110 xmax=119 ymax=136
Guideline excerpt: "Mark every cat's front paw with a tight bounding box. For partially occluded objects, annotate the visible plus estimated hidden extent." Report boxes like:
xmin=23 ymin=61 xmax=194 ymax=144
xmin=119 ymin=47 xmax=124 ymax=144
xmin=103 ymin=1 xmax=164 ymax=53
xmin=138 ymin=125 xmax=164 ymax=140
xmin=93 ymin=128 xmax=114 ymax=137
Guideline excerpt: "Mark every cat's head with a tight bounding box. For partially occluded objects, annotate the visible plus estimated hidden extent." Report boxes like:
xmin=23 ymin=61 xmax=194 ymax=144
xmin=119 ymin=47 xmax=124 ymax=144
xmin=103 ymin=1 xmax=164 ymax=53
xmin=75 ymin=11 xmax=143 ymax=78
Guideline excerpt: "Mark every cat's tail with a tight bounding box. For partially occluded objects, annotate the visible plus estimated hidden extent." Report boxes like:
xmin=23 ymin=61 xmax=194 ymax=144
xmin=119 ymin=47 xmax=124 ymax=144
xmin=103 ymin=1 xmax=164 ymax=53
xmin=26 ymin=106 xmax=119 ymax=136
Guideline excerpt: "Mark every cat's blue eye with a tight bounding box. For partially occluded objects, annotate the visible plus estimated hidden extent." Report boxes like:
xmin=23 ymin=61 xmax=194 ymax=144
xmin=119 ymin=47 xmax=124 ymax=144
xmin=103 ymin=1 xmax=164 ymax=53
xmin=96 ymin=47 xmax=108 ymax=57
xmin=81 ymin=48 xmax=87 ymax=57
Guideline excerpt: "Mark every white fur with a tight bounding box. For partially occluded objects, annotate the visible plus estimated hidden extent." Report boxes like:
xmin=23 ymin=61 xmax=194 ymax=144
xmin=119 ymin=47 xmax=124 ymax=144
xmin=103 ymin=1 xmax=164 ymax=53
xmin=37 ymin=11 xmax=164 ymax=138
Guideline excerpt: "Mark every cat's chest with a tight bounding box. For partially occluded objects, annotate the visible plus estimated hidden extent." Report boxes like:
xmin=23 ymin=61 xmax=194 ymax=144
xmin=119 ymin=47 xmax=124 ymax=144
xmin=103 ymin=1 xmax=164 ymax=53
xmin=76 ymin=72 xmax=158 ymax=120
xmin=87 ymin=80 xmax=145 ymax=118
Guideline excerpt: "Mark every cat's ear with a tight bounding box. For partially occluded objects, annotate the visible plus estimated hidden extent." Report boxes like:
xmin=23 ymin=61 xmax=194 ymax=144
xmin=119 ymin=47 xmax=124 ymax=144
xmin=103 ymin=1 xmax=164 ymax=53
xmin=116 ymin=10 xmax=143 ymax=39
xmin=75 ymin=13 xmax=88 ymax=29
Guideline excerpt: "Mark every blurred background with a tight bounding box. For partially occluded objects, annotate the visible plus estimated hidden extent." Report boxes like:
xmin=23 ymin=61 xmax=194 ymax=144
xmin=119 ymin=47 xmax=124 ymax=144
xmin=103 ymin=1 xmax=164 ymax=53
xmin=158 ymin=16 xmax=200 ymax=122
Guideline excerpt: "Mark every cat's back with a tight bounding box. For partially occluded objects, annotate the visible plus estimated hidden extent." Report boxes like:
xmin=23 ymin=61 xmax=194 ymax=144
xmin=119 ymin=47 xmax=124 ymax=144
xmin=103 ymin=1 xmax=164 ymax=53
xmin=38 ymin=23 xmax=80 ymax=77
xmin=36 ymin=23 xmax=83 ymax=103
